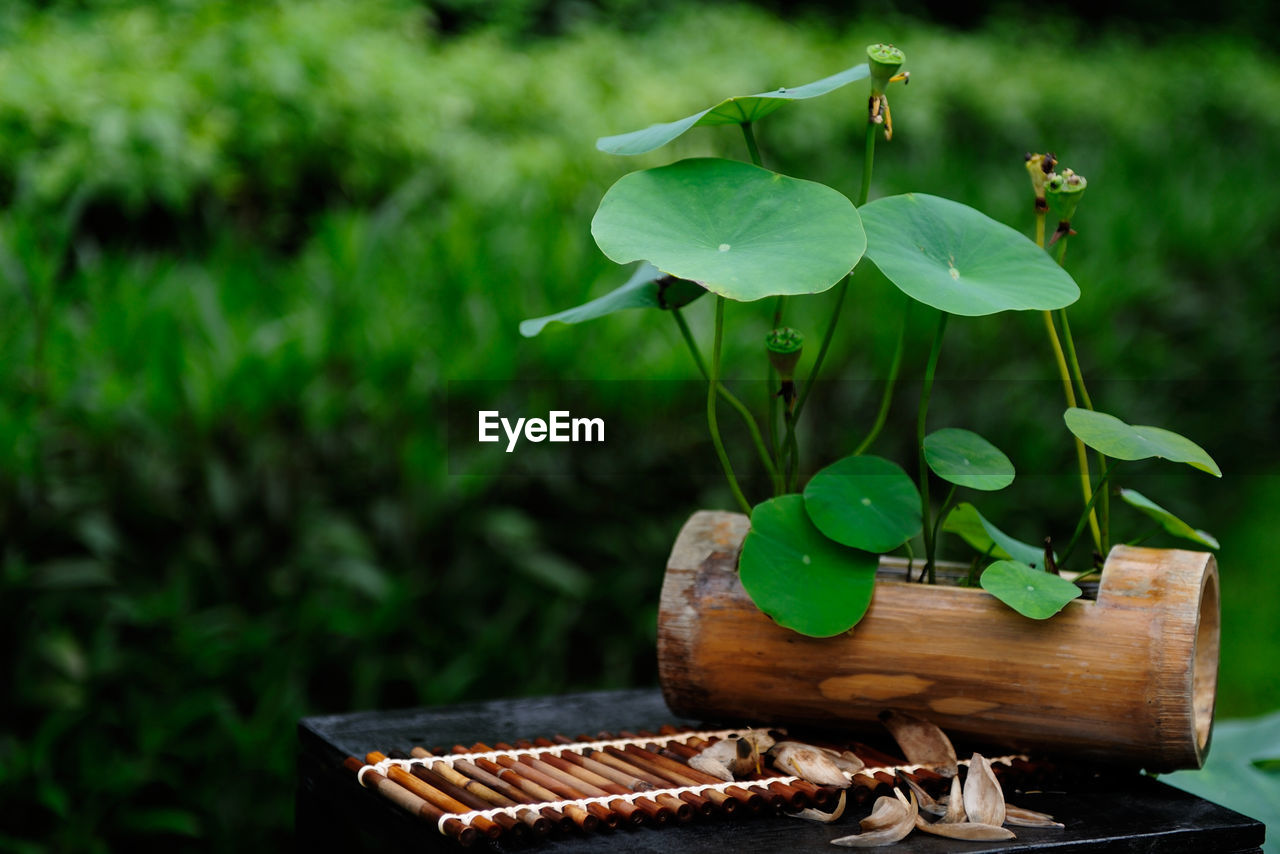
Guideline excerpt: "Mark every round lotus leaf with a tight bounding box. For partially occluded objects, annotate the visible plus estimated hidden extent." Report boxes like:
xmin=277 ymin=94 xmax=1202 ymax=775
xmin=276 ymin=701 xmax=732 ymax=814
xmin=860 ymin=193 xmax=1080 ymax=316
xmin=923 ymin=428 xmax=1015 ymax=491
xmin=739 ymin=495 xmax=880 ymax=637
xmin=980 ymin=560 xmax=1082 ymax=619
xmin=1063 ymin=408 xmax=1221 ymax=476
xmin=591 ymin=158 xmax=865 ymax=302
xmin=803 ymin=455 xmax=921 ymax=553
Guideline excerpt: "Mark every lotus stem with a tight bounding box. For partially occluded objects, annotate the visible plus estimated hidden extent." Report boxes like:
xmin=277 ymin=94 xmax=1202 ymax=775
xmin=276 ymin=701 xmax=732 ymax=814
xmin=708 ymin=297 xmax=752 ymax=514
xmin=918 ymin=312 xmax=948 ymax=583
xmin=673 ymin=309 xmax=780 ymax=492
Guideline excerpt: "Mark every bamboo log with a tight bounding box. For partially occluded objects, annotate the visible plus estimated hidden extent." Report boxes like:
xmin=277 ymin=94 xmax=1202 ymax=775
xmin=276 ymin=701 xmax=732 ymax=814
xmin=658 ymin=511 xmax=1221 ymax=772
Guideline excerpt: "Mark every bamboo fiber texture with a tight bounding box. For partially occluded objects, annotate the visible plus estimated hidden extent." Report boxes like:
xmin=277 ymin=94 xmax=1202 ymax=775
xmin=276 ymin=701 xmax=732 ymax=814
xmin=657 ymin=511 xmax=1220 ymax=772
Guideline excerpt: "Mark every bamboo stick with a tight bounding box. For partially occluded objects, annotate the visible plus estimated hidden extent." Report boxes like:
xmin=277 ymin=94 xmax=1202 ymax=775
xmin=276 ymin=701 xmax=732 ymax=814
xmin=558 ymin=752 xmax=672 ymax=824
xmin=364 ymin=752 xmax=503 ymax=841
xmin=507 ymin=755 xmax=620 ymax=828
xmin=537 ymin=754 xmax=647 ymax=826
xmin=386 ymin=750 xmax=525 ymax=840
xmin=475 ymin=757 xmax=599 ymax=831
xmin=451 ymin=758 xmax=572 ymax=833
xmin=409 ymin=747 xmax=552 ymax=837
xmin=343 ymin=758 xmax=478 ymax=847
xmin=589 ymin=750 xmax=695 ymax=822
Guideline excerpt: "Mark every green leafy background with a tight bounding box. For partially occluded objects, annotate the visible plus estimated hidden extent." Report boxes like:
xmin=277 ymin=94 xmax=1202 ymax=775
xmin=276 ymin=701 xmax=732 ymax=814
xmin=1 ymin=1 xmax=1278 ymax=850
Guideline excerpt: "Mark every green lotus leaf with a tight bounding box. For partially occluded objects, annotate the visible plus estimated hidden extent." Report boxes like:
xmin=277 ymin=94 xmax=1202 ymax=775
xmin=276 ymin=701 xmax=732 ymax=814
xmin=860 ymin=193 xmax=1080 ymax=316
xmin=1163 ymin=711 xmax=1280 ymax=847
xmin=591 ymin=158 xmax=864 ymax=302
xmin=739 ymin=495 xmax=880 ymax=638
xmin=980 ymin=560 xmax=1082 ymax=619
xmin=597 ymin=63 xmax=870 ymax=156
xmin=519 ymin=263 xmax=705 ymax=337
xmin=1063 ymin=408 xmax=1221 ymax=477
xmin=943 ymin=502 xmax=1049 ymax=568
xmin=803 ymin=455 xmax=921 ymax=553
xmin=1118 ymin=488 xmax=1220 ymax=550
xmin=923 ymin=428 xmax=1015 ymax=491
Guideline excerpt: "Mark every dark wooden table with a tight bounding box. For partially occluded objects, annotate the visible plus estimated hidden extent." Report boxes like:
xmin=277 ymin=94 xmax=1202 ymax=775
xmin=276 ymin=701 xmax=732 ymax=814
xmin=297 ymin=688 xmax=1265 ymax=852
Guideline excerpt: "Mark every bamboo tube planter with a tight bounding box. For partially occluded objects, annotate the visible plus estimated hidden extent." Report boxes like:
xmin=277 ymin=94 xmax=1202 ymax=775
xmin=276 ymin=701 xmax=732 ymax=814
xmin=658 ymin=510 xmax=1222 ymax=772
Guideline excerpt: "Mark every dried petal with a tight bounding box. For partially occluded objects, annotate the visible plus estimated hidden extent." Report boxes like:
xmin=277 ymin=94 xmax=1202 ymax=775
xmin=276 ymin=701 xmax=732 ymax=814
xmin=1004 ymin=803 xmax=1065 ymax=829
xmin=915 ymin=816 xmax=1016 ymax=841
xmin=898 ymin=773 xmax=936 ymax=810
xmin=819 ymin=747 xmax=866 ymax=773
xmin=879 ymin=709 xmax=959 ymax=777
xmin=769 ymin=742 xmax=851 ymax=787
xmin=790 ymin=790 xmax=848 ymax=823
xmin=942 ymin=773 xmax=966 ymax=823
xmin=832 ymin=790 xmax=916 ymax=848
xmin=688 ymin=754 xmax=734 ymax=782
xmin=859 ymin=794 xmax=907 ymax=832
xmin=962 ymin=753 xmax=1006 ymax=827
xmin=695 ymin=730 xmax=775 ymax=778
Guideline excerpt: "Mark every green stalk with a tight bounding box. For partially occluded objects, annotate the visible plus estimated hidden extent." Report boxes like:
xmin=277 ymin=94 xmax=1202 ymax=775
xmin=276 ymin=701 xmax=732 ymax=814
xmin=1052 ymin=233 xmax=1111 ymax=553
xmin=767 ymin=297 xmax=787 ymax=489
xmin=777 ymin=119 xmax=879 ymax=486
xmin=707 ymin=297 xmax=752 ymax=515
xmin=859 ymin=116 xmax=877 ymax=207
xmin=674 ymin=309 xmax=780 ymax=493
xmin=741 ymin=122 xmax=763 ymax=168
xmin=853 ymin=300 xmax=908 ymax=455
xmin=1038 ymin=225 xmax=1102 ymax=554
xmin=785 ymin=410 xmax=801 ymax=492
xmin=929 ymin=484 xmax=958 ymax=565
xmin=917 ymin=312 xmax=949 ymax=583
xmin=1060 ymin=460 xmax=1116 ymax=566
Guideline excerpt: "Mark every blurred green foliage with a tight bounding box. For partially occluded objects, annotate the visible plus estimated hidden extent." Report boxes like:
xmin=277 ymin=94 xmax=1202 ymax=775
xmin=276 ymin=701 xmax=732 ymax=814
xmin=1 ymin=1 xmax=1278 ymax=850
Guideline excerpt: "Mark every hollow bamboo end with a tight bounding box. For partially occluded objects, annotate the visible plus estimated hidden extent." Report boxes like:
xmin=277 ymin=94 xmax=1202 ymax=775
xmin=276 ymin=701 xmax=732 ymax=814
xmin=1193 ymin=557 xmax=1221 ymax=765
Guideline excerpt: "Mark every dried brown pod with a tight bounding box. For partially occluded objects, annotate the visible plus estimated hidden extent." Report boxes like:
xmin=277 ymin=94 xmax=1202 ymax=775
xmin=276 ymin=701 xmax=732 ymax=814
xmin=789 ymin=790 xmax=848 ymax=824
xmin=830 ymin=789 xmax=917 ymax=848
xmin=878 ymin=709 xmax=958 ymax=777
xmin=1004 ymin=803 xmax=1065 ymax=828
xmin=942 ymin=773 xmax=967 ymax=823
xmin=962 ymin=753 xmax=1006 ymax=827
xmin=768 ymin=742 xmax=850 ymax=788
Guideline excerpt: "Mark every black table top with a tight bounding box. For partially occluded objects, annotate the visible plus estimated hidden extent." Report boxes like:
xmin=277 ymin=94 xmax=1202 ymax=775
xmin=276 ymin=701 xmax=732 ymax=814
xmin=297 ymin=687 xmax=1265 ymax=853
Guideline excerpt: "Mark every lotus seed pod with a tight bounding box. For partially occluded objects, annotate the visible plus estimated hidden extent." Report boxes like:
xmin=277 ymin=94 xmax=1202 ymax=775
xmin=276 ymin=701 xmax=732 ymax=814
xmin=867 ymin=43 xmax=905 ymax=92
xmin=1046 ymin=167 xmax=1087 ymax=223
xmin=765 ymin=327 xmax=804 ymax=380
